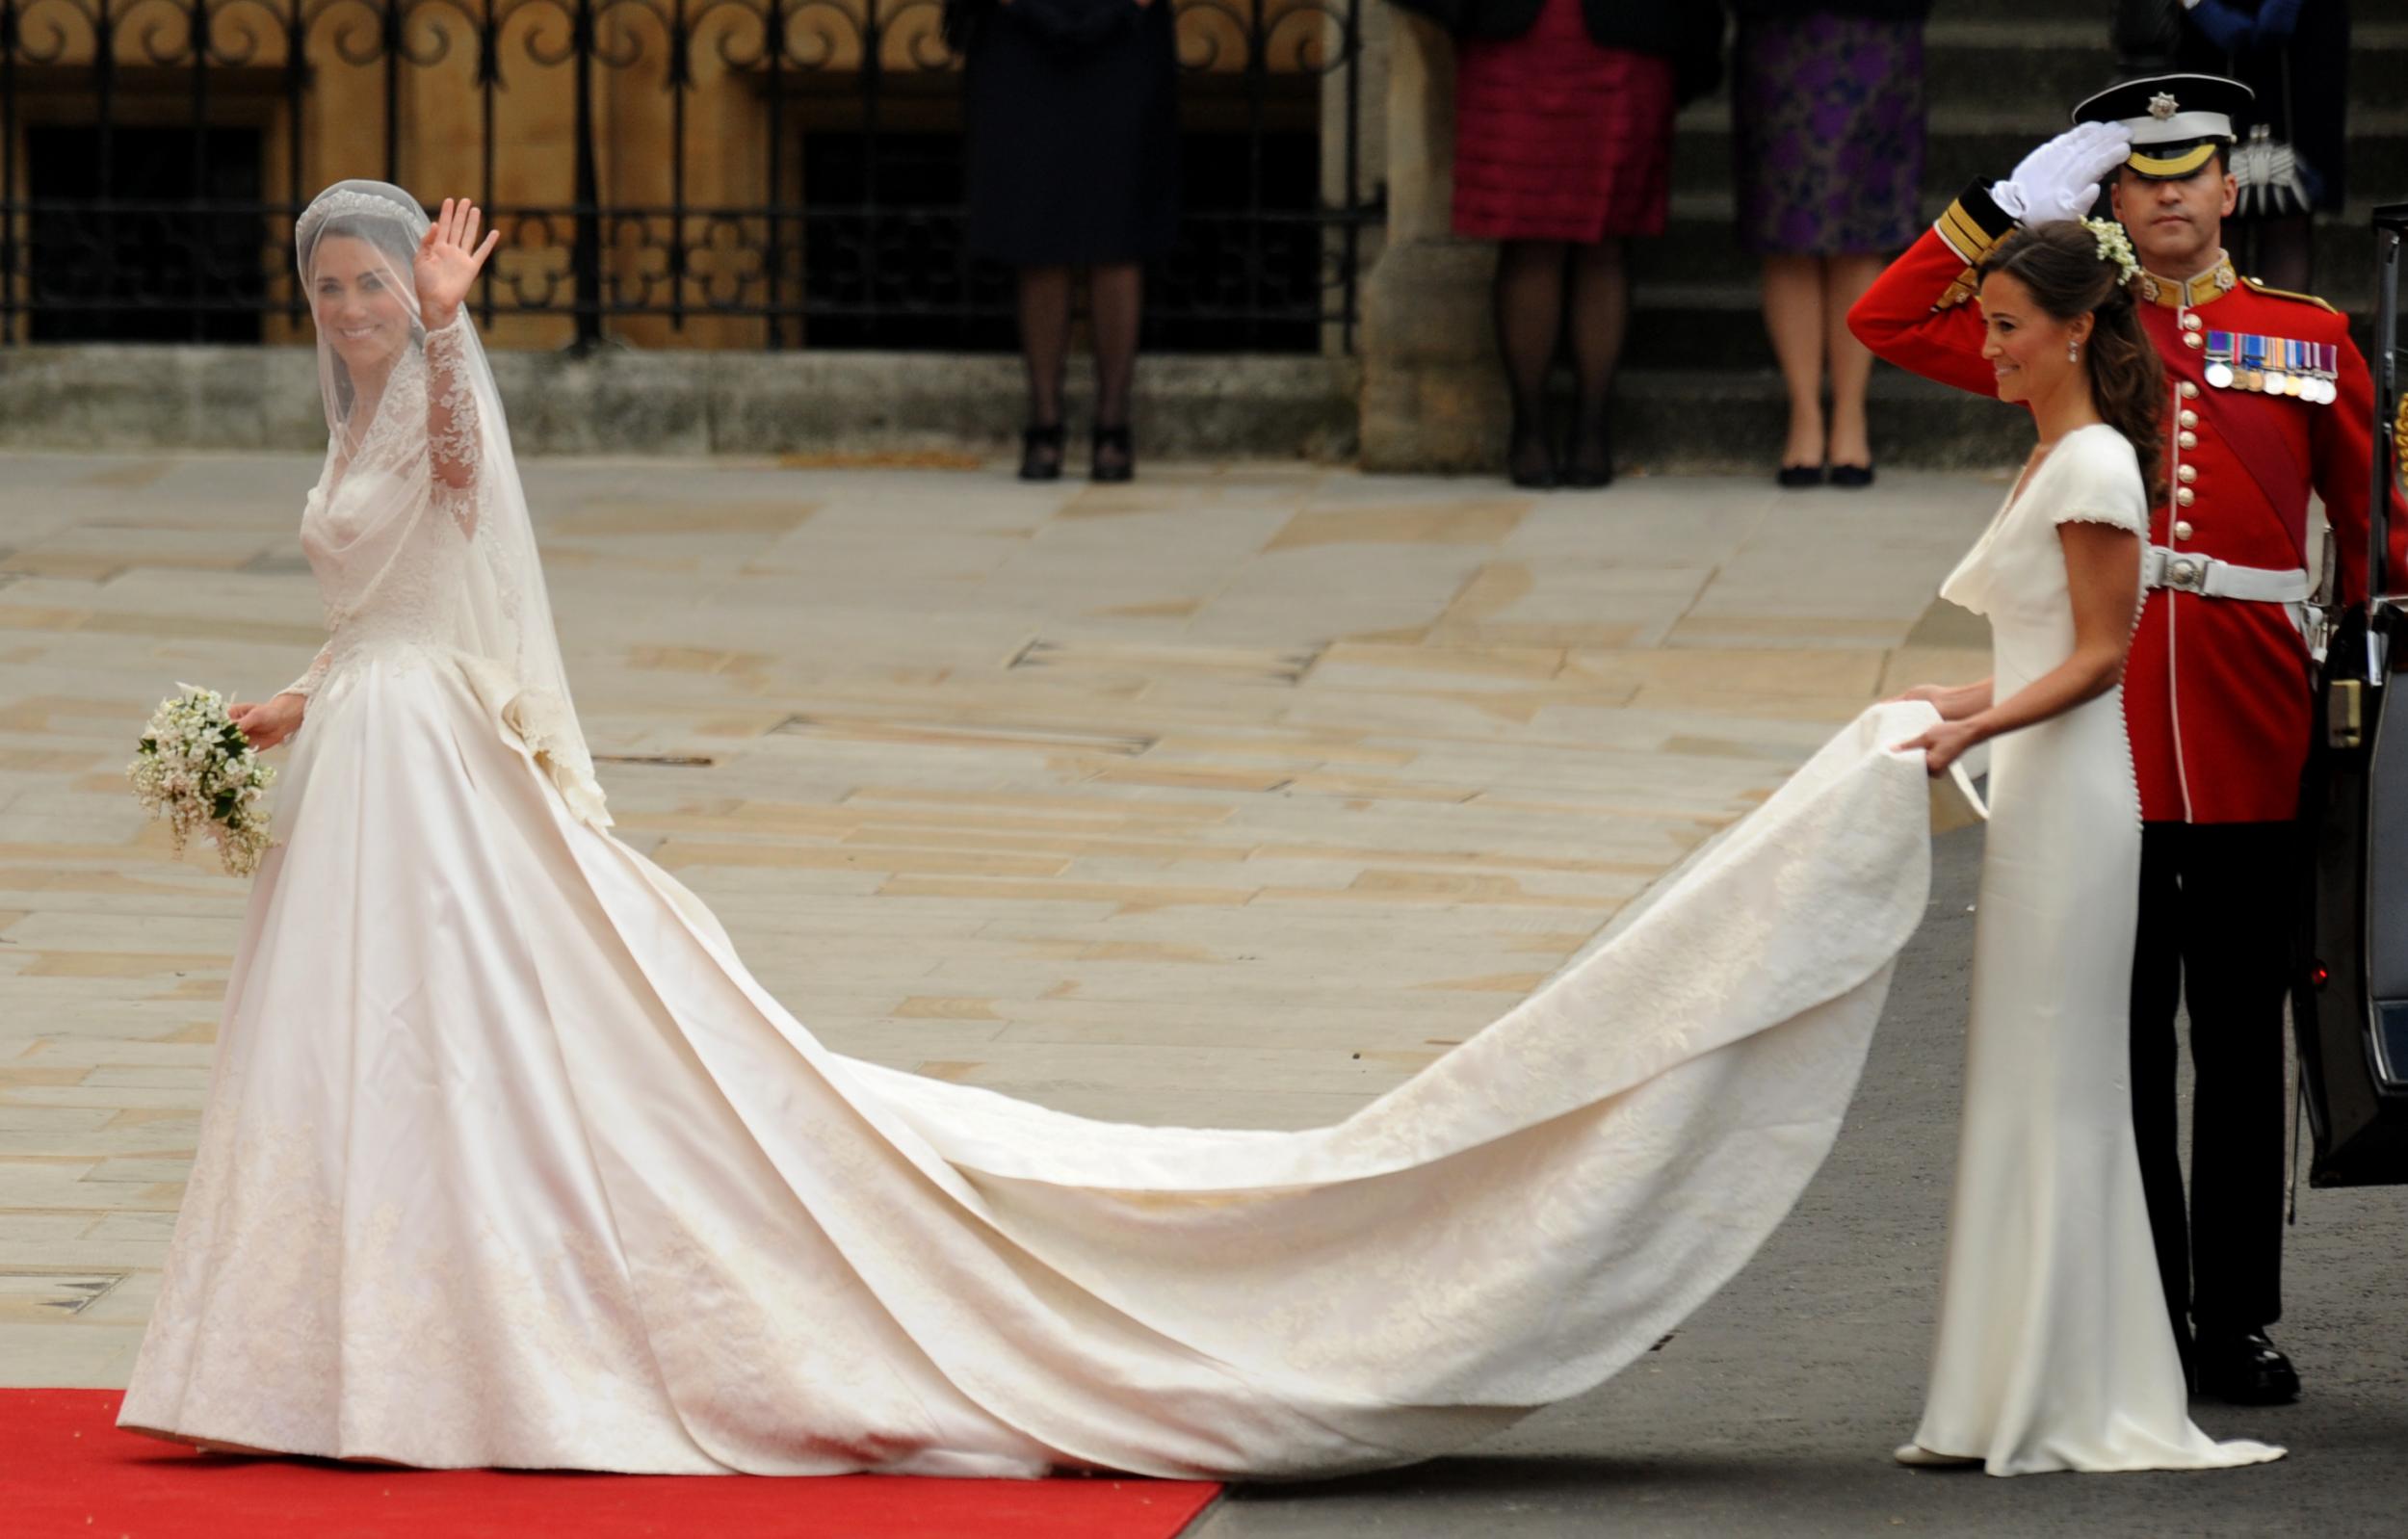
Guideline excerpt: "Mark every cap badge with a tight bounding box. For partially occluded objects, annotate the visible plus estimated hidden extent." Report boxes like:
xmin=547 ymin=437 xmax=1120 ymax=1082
xmin=2149 ymin=92 xmax=2180 ymax=119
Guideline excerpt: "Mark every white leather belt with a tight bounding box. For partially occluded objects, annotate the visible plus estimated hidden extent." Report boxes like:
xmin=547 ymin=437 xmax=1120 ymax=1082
xmin=2142 ymin=545 xmax=2311 ymax=604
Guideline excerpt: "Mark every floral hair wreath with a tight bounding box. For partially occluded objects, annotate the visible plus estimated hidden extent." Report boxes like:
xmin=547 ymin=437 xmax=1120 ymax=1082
xmin=2083 ymin=217 xmax=2145 ymax=290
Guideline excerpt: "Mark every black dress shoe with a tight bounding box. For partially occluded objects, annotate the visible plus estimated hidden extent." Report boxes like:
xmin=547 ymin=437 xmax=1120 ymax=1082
xmin=1017 ymin=424 xmax=1065 ymax=482
xmin=1830 ymin=462 xmax=1877 ymax=489
xmin=1091 ymin=425 xmax=1135 ymax=483
xmin=1564 ymin=425 xmax=1614 ymax=489
xmin=1506 ymin=421 xmax=1557 ymax=489
xmin=2196 ymin=1331 xmax=2300 ymax=1404
xmin=1776 ymin=463 xmax=1825 ymax=488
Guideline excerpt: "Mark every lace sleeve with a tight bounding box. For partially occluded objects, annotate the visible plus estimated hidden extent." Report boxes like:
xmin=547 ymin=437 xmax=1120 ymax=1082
xmin=424 ymin=308 xmax=484 ymax=539
xmin=281 ymin=644 xmax=332 ymax=700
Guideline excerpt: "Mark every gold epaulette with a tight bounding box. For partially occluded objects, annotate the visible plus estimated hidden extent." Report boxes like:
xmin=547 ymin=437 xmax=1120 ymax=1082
xmin=2238 ymin=274 xmax=2339 ymax=314
xmin=1935 ymin=199 xmax=2005 ymax=267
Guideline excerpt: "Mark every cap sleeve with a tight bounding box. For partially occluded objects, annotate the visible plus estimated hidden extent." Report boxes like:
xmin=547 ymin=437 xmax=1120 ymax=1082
xmin=2050 ymin=428 xmax=2149 ymax=537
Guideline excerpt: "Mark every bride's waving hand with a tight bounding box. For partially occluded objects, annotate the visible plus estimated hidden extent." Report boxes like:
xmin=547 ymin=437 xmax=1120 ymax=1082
xmin=412 ymin=196 xmax=500 ymax=328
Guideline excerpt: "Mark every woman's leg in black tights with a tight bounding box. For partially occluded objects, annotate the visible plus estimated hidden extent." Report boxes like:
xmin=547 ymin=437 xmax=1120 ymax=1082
xmin=1566 ymin=238 xmax=1630 ymax=484
xmin=1017 ymin=264 xmax=1074 ymax=474
xmin=1493 ymin=239 xmax=1569 ymax=484
xmin=1089 ymin=261 xmax=1143 ymax=477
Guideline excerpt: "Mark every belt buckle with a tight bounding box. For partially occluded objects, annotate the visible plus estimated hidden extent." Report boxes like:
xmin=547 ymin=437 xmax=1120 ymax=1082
xmin=2161 ymin=555 xmax=2210 ymax=594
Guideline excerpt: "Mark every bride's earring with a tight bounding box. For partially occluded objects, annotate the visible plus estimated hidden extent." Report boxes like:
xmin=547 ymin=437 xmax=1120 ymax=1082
xmin=2067 ymin=340 xmax=2081 ymax=363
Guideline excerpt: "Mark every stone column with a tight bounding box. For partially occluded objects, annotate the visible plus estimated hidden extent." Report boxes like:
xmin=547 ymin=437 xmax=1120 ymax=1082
xmin=1356 ymin=13 xmax=1499 ymax=473
xmin=1324 ymin=0 xmax=1391 ymax=359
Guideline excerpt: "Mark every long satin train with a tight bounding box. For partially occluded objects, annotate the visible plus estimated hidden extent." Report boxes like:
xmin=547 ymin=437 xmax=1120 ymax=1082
xmin=119 ymin=655 xmax=1938 ymax=1475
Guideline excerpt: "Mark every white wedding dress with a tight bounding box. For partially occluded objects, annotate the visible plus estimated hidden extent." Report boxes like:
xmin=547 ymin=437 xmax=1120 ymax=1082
xmin=119 ymin=184 xmax=1959 ymax=1482
xmin=1906 ymin=423 xmax=2282 ymax=1474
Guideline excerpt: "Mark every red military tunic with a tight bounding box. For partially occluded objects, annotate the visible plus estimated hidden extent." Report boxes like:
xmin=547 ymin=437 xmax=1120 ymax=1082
xmin=1848 ymin=182 xmax=2407 ymax=824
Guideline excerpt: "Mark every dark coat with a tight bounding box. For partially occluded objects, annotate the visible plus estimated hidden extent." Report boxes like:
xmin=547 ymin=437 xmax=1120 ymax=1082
xmin=1386 ymin=0 xmax=1729 ymax=104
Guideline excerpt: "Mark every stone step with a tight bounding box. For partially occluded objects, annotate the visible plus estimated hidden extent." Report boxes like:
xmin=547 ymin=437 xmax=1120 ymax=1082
xmin=1926 ymin=0 xmax=2127 ymax=23
xmin=1915 ymin=22 xmax=2408 ymax=112
xmin=1919 ymin=0 xmax=2408 ymax=35
xmin=1621 ymin=283 xmax=1770 ymax=373
xmin=1 ymin=342 xmax=2353 ymax=477
xmin=1621 ymin=262 xmax=2383 ymax=377
xmin=1917 ymin=22 xmax=2152 ymax=110
xmin=1672 ymin=107 xmax=2408 ymax=206
xmin=2352 ymin=22 xmax=2408 ymax=94
xmin=1604 ymin=368 xmax=2028 ymax=475
xmin=1629 ymin=200 xmax=2395 ymax=319
xmin=1692 ymin=22 xmax=2408 ymax=122
xmin=1700 ymin=20 xmax=2152 ymax=117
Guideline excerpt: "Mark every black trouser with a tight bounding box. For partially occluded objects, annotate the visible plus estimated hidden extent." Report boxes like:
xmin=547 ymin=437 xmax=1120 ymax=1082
xmin=2131 ymin=819 xmax=2296 ymax=1361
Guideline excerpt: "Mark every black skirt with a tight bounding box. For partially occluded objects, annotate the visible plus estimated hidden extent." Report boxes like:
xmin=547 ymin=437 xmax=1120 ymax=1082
xmin=964 ymin=0 xmax=1182 ymax=266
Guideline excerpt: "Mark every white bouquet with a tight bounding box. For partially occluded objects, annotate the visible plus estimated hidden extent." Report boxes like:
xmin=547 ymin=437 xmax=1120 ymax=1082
xmin=126 ymin=684 xmax=277 ymax=877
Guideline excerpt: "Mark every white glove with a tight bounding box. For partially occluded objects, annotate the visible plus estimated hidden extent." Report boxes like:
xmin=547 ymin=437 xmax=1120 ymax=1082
xmin=1988 ymin=122 xmax=2134 ymax=227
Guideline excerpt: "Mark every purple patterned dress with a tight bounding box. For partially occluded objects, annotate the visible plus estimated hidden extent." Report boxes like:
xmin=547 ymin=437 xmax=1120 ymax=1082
xmin=1732 ymin=13 xmax=1926 ymax=256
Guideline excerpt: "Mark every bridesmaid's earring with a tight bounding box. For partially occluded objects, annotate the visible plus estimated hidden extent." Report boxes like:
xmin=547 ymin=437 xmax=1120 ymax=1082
xmin=2068 ymin=341 xmax=2081 ymax=363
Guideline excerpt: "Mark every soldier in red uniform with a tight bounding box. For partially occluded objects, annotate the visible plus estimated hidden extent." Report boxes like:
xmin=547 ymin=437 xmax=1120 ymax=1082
xmin=1849 ymin=73 xmax=2408 ymax=1406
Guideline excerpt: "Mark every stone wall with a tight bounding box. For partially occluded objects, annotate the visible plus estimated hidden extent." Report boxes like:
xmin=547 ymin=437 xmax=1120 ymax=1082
xmin=0 ymin=347 xmax=1361 ymax=461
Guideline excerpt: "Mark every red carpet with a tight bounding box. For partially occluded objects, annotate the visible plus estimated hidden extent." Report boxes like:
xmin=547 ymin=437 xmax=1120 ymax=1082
xmin=2 ymin=1391 xmax=1221 ymax=1539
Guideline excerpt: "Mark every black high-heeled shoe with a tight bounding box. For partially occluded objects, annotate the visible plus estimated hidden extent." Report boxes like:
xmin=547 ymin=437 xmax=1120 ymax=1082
xmin=1563 ymin=421 xmax=1614 ymax=489
xmin=1017 ymin=424 xmax=1065 ymax=482
xmin=1091 ymin=425 xmax=1135 ymax=483
xmin=1506 ymin=419 xmax=1557 ymax=490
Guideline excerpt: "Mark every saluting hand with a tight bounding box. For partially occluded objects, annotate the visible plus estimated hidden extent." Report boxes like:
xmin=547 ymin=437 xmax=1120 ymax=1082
xmin=415 ymin=197 xmax=502 ymax=332
xmin=1992 ymin=122 xmax=2133 ymax=228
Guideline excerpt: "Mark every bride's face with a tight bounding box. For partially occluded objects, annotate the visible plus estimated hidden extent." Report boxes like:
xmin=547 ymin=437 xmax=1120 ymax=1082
xmin=310 ymin=235 xmax=413 ymax=374
xmin=1976 ymin=272 xmax=2087 ymax=406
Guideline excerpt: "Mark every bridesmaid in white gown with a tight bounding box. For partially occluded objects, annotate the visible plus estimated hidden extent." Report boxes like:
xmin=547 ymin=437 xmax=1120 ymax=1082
xmin=1893 ymin=221 xmax=2281 ymax=1474
xmin=118 ymin=180 xmax=1967 ymax=1476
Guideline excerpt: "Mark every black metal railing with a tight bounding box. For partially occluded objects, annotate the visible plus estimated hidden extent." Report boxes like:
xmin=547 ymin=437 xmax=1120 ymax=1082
xmin=0 ymin=0 xmax=1378 ymax=350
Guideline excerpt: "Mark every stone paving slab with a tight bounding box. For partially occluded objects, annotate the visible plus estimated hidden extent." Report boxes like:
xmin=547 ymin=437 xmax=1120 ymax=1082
xmin=0 ymin=450 xmax=2001 ymax=1390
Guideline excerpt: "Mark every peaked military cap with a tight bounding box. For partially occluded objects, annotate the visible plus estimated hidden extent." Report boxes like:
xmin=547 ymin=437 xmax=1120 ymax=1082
xmin=2071 ymin=73 xmax=2254 ymax=180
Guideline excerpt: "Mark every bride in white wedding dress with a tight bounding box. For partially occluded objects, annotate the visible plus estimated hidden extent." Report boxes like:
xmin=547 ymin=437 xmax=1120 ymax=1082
xmin=117 ymin=179 xmax=1957 ymax=1478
